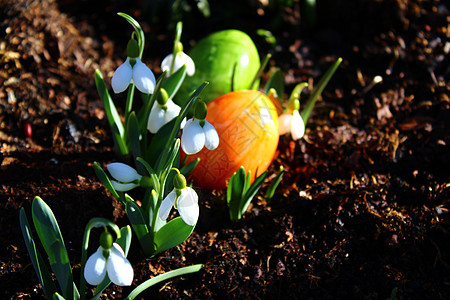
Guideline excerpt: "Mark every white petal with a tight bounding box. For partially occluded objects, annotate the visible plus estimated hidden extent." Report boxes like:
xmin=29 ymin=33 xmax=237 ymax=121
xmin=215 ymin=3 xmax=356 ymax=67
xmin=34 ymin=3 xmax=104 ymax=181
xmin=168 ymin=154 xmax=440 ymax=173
xmin=180 ymin=117 xmax=187 ymax=129
xmin=164 ymin=99 xmax=182 ymax=123
xmin=111 ymin=181 xmax=139 ymax=192
xmin=159 ymin=190 xmax=177 ymax=221
xmin=179 ymin=52 xmax=195 ymax=76
xmin=181 ymin=119 xmax=205 ymax=155
xmin=84 ymin=247 xmax=106 ymax=286
xmin=177 ymin=187 xmax=199 ymax=226
xmin=111 ymin=59 xmax=133 ymax=94
xmin=107 ymin=244 xmax=133 ymax=286
xmin=278 ymin=113 xmax=292 ymax=136
xmin=132 ymin=58 xmax=156 ymax=94
xmin=107 ymin=163 xmax=141 ymax=182
xmin=147 ymin=102 xmax=167 ymax=134
xmin=203 ymin=120 xmax=219 ymax=150
xmin=290 ymin=110 xmax=305 ymax=140
xmin=160 ymin=53 xmax=174 ymax=75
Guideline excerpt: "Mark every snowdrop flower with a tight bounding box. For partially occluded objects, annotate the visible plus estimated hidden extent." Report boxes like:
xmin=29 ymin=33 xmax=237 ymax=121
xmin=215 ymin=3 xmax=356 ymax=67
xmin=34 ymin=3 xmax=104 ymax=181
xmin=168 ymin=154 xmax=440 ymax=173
xmin=147 ymin=88 xmax=186 ymax=134
xmin=107 ymin=162 xmax=142 ymax=192
xmin=111 ymin=39 xmax=156 ymax=94
xmin=161 ymin=42 xmax=195 ymax=76
xmin=159 ymin=171 xmax=199 ymax=226
xmin=84 ymin=231 xmax=133 ymax=286
xmin=278 ymin=99 xmax=305 ymax=140
xmin=181 ymin=101 xmax=219 ymax=155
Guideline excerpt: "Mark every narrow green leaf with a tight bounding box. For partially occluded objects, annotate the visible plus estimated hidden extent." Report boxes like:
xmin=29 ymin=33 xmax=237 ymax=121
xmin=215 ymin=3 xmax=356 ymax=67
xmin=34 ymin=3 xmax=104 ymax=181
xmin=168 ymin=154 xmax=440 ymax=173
xmin=301 ymin=57 xmax=342 ymax=123
xmin=266 ymin=166 xmax=285 ymax=202
xmin=154 ymin=82 xmax=208 ymax=174
xmin=127 ymin=111 xmax=142 ymax=164
xmin=52 ymin=292 xmax=65 ymax=300
xmin=162 ymin=64 xmax=187 ymax=99
xmin=31 ymin=197 xmax=73 ymax=299
xmin=19 ymin=208 xmax=58 ymax=299
xmin=126 ymin=196 xmax=155 ymax=256
xmin=94 ymin=69 xmax=128 ymax=157
xmin=249 ymin=53 xmax=271 ymax=90
xmin=93 ymin=162 xmax=120 ymax=200
xmin=180 ymin=158 xmax=200 ymax=176
xmin=126 ymin=264 xmax=203 ymax=300
xmin=154 ymin=217 xmax=195 ymax=255
xmin=263 ymin=68 xmax=284 ymax=100
xmin=227 ymin=167 xmax=247 ymax=221
xmin=240 ymin=171 xmax=268 ymax=218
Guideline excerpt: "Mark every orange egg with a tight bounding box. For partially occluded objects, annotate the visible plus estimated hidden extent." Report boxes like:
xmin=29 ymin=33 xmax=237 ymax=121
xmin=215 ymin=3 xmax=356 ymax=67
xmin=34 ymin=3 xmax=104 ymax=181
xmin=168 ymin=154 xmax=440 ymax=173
xmin=183 ymin=90 xmax=279 ymax=190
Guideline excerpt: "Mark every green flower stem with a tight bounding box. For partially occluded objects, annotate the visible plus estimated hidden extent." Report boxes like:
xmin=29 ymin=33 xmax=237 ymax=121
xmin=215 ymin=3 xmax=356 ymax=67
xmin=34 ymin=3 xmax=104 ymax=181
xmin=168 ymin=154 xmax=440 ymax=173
xmin=249 ymin=53 xmax=271 ymax=90
xmin=170 ymin=22 xmax=184 ymax=75
xmin=125 ymin=264 xmax=203 ymax=300
xmin=285 ymin=82 xmax=308 ymax=113
xmin=79 ymin=218 xmax=121 ymax=300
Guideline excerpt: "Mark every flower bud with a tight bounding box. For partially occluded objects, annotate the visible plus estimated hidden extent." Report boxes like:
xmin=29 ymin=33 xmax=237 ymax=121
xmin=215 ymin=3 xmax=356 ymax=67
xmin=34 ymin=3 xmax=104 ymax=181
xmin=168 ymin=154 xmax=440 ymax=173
xmin=100 ymin=231 xmax=113 ymax=250
xmin=173 ymin=172 xmax=187 ymax=190
xmin=175 ymin=41 xmax=183 ymax=54
xmin=126 ymin=39 xmax=139 ymax=58
xmin=156 ymin=88 xmax=169 ymax=106
xmin=194 ymin=100 xmax=207 ymax=120
xmin=293 ymin=99 xmax=300 ymax=111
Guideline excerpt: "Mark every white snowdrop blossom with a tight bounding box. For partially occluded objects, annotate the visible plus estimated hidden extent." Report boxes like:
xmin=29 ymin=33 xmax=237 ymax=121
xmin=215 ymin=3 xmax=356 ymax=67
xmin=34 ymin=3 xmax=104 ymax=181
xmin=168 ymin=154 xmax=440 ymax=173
xmin=159 ymin=187 xmax=199 ymax=226
xmin=278 ymin=110 xmax=305 ymax=141
xmin=107 ymin=162 xmax=142 ymax=192
xmin=111 ymin=57 xmax=156 ymax=94
xmin=181 ymin=118 xmax=219 ymax=155
xmin=84 ymin=243 xmax=133 ymax=286
xmin=147 ymin=99 xmax=186 ymax=134
xmin=161 ymin=51 xmax=195 ymax=76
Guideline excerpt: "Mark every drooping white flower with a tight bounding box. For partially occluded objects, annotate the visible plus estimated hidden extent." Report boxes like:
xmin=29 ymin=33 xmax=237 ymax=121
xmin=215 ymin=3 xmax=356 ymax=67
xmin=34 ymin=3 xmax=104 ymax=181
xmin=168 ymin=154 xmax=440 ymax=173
xmin=159 ymin=187 xmax=199 ymax=226
xmin=181 ymin=119 xmax=219 ymax=155
xmin=107 ymin=162 xmax=142 ymax=192
xmin=161 ymin=51 xmax=195 ymax=76
xmin=147 ymin=99 xmax=186 ymax=134
xmin=84 ymin=243 xmax=133 ymax=286
xmin=278 ymin=110 xmax=305 ymax=140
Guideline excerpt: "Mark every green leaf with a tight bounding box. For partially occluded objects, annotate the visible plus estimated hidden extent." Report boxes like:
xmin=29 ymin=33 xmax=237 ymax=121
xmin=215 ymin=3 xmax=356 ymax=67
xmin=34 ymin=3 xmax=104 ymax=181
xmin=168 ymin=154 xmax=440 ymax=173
xmin=125 ymin=264 xmax=203 ymax=300
xmin=301 ymin=57 xmax=342 ymax=123
xmin=162 ymin=64 xmax=187 ymax=99
xmin=19 ymin=208 xmax=58 ymax=299
xmin=240 ymin=171 xmax=268 ymax=218
xmin=127 ymin=111 xmax=142 ymax=164
xmin=180 ymin=158 xmax=200 ymax=177
xmin=52 ymin=292 xmax=65 ymax=300
xmin=126 ymin=196 xmax=155 ymax=257
xmin=266 ymin=166 xmax=285 ymax=202
xmin=93 ymin=162 xmax=120 ymax=201
xmin=227 ymin=167 xmax=247 ymax=221
xmin=94 ymin=69 xmax=128 ymax=157
xmin=31 ymin=197 xmax=74 ymax=299
xmin=155 ymin=82 xmax=208 ymax=173
xmin=263 ymin=68 xmax=284 ymax=100
xmin=154 ymin=217 xmax=195 ymax=255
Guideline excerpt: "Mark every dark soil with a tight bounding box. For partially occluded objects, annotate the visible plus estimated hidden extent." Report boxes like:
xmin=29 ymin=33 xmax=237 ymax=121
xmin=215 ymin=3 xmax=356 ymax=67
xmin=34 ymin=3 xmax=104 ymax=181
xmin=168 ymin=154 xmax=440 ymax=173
xmin=1 ymin=0 xmax=449 ymax=299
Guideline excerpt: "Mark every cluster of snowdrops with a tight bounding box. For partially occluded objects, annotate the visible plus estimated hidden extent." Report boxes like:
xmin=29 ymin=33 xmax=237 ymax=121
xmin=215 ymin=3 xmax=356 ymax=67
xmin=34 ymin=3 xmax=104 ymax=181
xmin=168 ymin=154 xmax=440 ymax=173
xmin=19 ymin=13 xmax=341 ymax=299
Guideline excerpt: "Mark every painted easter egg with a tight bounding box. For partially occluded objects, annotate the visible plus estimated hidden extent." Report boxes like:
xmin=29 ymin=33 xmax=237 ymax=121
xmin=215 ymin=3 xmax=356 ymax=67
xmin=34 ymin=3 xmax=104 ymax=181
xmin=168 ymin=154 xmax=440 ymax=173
xmin=184 ymin=90 xmax=279 ymax=190
xmin=175 ymin=30 xmax=260 ymax=105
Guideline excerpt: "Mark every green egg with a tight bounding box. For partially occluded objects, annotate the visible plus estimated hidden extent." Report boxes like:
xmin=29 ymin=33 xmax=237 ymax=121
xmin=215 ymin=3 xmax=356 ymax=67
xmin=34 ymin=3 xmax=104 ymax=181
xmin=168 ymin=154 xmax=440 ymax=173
xmin=175 ymin=29 xmax=260 ymax=104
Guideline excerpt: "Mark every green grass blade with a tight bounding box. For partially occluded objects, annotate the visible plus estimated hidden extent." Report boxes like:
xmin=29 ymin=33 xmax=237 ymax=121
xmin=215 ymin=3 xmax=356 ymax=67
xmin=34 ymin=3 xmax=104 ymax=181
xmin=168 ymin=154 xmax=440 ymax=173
xmin=125 ymin=264 xmax=203 ymax=300
xmin=266 ymin=166 xmax=285 ymax=202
